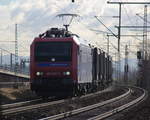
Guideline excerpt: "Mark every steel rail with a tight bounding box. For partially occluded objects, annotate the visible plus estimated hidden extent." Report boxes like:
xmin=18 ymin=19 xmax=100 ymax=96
xmin=1 ymin=87 xmax=113 ymax=115
xmin=88 ymin=87 xmax=147 ymax=120
xmin=39 ymin=88 xmax=131 ymax=120
xmin=1 ymin=99 xmax=65 ymax=115
xmin=1 ymin=98 xmax=42 ymax=109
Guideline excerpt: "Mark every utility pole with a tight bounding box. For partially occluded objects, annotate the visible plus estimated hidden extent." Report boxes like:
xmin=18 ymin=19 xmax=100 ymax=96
xmin=1 ymin=49 xmax=2 ymax=67
xmin=14 ymin=23 xmax=19 ymax=88
xmin=107 ymin=2 xmax=122 ymax=81
xmin=10 ymin=53 xmax=13 ymax=70
xmin=118 ymin=3 xmax=121 ymax=52
xmin=118 ymin=3 xmax=121 ymax=82
xmin=124 ymin=45 xmax=129 ymax=84
xmin=107 ymin=34 xmax=110 ymax=55
xmin=15 ymin=24 xmax=19 ymax=70
xmin=143 ymin=5 xmax=147 ymax=60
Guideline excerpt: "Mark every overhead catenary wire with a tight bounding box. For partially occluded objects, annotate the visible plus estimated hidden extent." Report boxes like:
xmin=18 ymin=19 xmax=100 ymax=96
xmin=76 ymin=15 xmax=122 ymax=55
xmin=67 ymin=14 xmax=125 ymax=60
xmin=136 ymin=13 xmax=150 ymax=25
xmin=75 ymin=17 xmax=108 ymax=48
xmin=0 ymin=47 xmax=26 ymax=61
xmin=118 ymin=0 xmax=145 ymax=47
xmin=120 ymin=0 xmax=135 ymax=25
xmin=95 ymin=16 xmax=118 ymax=38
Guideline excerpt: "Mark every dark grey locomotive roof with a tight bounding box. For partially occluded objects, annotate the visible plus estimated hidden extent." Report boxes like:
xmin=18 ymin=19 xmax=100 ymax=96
xmin=39 ymin=28 xmax=79 ymax=38
xmin=38 ymin=27 xmax=91 ymax=46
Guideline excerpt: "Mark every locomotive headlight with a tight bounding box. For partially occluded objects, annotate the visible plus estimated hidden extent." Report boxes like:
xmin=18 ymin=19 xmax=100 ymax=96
xmin=66 ymin=71 xmax=70 ymax=75
xmin=63 ymin=71 xmax=71 ymax=75
xmin=36 ymin=72 xmax=40 ymax=76
xmin=36 ymin=72 xmax=43 ymax=76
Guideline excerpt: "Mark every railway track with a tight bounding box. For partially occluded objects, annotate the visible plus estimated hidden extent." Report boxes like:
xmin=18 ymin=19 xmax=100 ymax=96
xmin=1 ymin=98 xmax=42 ymax=110
xmin=1 ymin=86 xmax=127 ymax=120
xmin=39 ymin=86 xmax=147 ymax=120
xmin=1 ymin=87 xmax=113 ymax=116
xmin=1 ymin=97 xmax=65 ymax=115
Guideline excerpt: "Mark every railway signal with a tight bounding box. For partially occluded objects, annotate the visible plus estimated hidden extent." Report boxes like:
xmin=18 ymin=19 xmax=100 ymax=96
xmin=137 ymin=51 xmax=142 ymax=59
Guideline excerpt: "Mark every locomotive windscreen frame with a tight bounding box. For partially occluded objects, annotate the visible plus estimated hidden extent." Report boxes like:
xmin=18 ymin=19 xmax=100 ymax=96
xmin=34 ymin=41 xmax=72 ymax=62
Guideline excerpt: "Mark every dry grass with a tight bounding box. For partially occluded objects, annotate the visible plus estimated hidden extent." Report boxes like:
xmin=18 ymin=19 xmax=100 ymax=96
xmin=0 ymin=88 xmax=22 ymax=100
xmin=0 ymin=87 xmax=38 ymax=104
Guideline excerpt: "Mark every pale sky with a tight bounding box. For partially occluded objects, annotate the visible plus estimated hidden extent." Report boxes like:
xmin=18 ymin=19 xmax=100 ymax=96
xmin=0 ymin=0 xmax=149 ymax=59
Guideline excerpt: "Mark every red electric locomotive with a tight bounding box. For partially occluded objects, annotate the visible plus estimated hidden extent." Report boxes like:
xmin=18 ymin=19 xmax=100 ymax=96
xmin=30 ymin=28 xmax=113 ymax=97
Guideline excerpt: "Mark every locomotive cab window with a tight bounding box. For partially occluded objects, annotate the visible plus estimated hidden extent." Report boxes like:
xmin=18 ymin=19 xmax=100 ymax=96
xmin=35 ymin=42 xmax=72 ymax=62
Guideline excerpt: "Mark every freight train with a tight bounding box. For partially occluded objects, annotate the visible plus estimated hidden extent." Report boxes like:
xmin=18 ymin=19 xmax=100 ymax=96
xmin=30 ymin=28 xmax=113 ymax=97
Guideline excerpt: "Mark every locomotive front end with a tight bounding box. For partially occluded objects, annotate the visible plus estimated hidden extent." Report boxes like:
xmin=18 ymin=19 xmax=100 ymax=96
xmin=30 ymin=28 xmax=78 ymax=97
